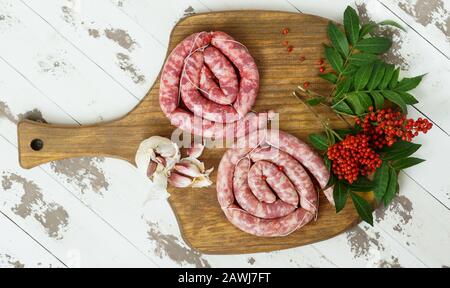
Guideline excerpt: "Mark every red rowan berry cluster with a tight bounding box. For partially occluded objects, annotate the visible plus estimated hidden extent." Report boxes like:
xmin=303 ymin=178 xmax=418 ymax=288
xmin=355 ymin=107 xmax=433 ymax=149
xmin=327 ymin=134 xmax=382 ymax=184
xmin=327 ymin=107 xmax=432 ymax=184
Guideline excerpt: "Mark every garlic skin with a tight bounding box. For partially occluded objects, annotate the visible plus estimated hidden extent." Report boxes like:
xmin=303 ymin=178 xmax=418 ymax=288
xmin=186 ymin=142 xmax=205 ymax=159
xmin=135 ymin=136 xmax=181 ymax=197
xmin=135 ymin=136 xmax=213 ymax=199
xmin=169 ymin=157 xmax=214 ymax=188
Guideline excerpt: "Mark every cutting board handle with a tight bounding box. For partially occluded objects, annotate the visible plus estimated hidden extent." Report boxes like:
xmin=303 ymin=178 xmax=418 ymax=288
xmin=17 ymin=120 xmax=133 ymax=169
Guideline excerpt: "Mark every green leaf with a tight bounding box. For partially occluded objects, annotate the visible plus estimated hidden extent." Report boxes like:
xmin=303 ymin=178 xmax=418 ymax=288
xmin=306 ymin=97 xmax=324 ymax=106
xmin=355 ymin=37 xmax=392 ymax=54
xmin=325 ymin=174 xmax=337 ymax=190
xmin=344 ymin=92 xmax=372 ymax=115
xmin=358 ymin=91 xmax=373 ymax=111
xmin=381 ymin=141 xmax=421 ymax=161
xmin=319 ymin=73 xmax=338 ymax=83
xmin=380 ymin=140 xmax=416 ymax=152
xmin=379 ymin=64 xmax=395 ymax=89
xmin=348 ymin=53 xmax=378 ymax=66
xmin=342 ymin=65 xmax=359 ymax=76
xmin=367 ymin=61 xmax=386 ymax=91
xmin=350 ymin=192 xmax=374 ymax=226
xmin=370 ymin=91 xmax=385 ymax=110
xmin=335 ymin=77 xmax=353 ymax=98
xmin=349 ymin=177 xmax=375 ymax=192
xmin=354 ymin=64 xmax=373 ymax=90
xmin=382 ymin=91 xmax=407 ymax=113
xmin=346 ymin=92 xmax=364 ymax=115
xmin=383 ymin=167 xmax=398 ymax=206
xmin=395 ymin=75 xmax=424 ymax=91
xmin=392 ymin=157 xmax=425 ymax=170
xmin=333 ymin=100 xmax=354 ymax=115
xmin=359 ymin=22 xmax=378 ymax=38
xmin=334 ymin=181 xmax=349 ymax=213
xmin=374 ymin=161 xmax=389 ymax=201
xmin=308 ymin=134 xmax=329 ymax=151
xmin=389 ymin=68 xmax=400 ymax=89
xmin=398 ymin=91 xmax=419 ymax=105
xmin=344 ymin=6 xmax=360 ymax=45
xmin=328 ymin=22 xmax=350 ymax=56
xmin=378 ymin=20 xmax=406 ymax=32
xmin=324 ymin=45 xmax=344 ymax=73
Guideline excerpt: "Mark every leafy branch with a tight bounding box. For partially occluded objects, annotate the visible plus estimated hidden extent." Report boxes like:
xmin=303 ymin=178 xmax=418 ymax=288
xmin=296 ymin=6 xmax=430 ymax=226
xmin=305 ymin=6 xmax=424 ymax=117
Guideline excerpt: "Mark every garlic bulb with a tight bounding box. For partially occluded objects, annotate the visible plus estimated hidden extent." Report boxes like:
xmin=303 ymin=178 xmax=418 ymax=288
xmin=135 ymin=136 xmax=180 ymax=197
xmin=135 ymin=136 xmax=213 ymax=199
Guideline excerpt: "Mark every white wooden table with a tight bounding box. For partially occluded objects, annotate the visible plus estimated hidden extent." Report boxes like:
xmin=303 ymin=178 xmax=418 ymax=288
xmin=0 ymin=0 xmax=449 ymax=268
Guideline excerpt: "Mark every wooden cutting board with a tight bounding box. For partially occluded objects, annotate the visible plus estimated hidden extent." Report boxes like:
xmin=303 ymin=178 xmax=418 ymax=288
xmin=17 ymin=11 xmax=374 ymax=254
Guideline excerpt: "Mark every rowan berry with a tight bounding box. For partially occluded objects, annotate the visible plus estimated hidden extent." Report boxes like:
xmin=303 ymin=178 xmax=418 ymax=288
xmin=327 ymin=134 xmax=381 ymax=183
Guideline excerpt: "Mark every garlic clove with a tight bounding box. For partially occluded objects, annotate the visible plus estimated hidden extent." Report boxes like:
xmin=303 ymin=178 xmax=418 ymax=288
xmin=155 ymin=156 xmax=167 ymax=167
xmin=186 ymin=142 xmax=205 ymax=158
xmin=182 ymin=157 xmax=206 ymax=172
xmin=147 ymin=160 xmax=158 ymax=178
xmin=191 ymin=175 xmax=213 ymax=188
xmin=168 ymin=172 xmax=193 ymax=188
xmin=173 ymin=161 xmax=202 ymax=178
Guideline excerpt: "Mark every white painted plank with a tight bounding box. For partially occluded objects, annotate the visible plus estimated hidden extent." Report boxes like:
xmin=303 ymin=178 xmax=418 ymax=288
xmin=309 ymin=168 xmax=450 ymax=268
xmin=142 ymin=197 xmax=339 ymax=267
xmin=379 ymin=0 xmax=450 ymax=57
xmin=401 ymin=109 xmax=450 ymax=209
xmin=110 ymin=0 xmax=210 ymax=47
xmin=0 ymin=136 xmax=156 ymax=267
xmin=284 ymin=0 xmax=352 ymax=19
xmin=0 ymin=214 xmax=65 ymax=268
xmin=0 ymin=0 xmax=138 ymax=124
xmin=0 ymin=51 xmax=207 ymax=267
xmin=0 ymin=58 xmax=77 ymax=137
xmin=313 ymin=223 xmax=426 ymax=267
xmin=198 ymin=0 xmax=298 ymax=11
xmin=374 ymin=172 xmax=450 ymax=267
xmin=308 ymin=168 xmax=450 ymax=268
xmin=22 ymin=0 xmax=166 ymax=99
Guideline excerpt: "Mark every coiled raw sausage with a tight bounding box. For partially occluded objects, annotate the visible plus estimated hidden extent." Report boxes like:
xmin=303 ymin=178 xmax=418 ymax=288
xmin=159 ymin=31 xmax=265 ymax=139
xmin=217 ymin=129 xmax=333 ymax=237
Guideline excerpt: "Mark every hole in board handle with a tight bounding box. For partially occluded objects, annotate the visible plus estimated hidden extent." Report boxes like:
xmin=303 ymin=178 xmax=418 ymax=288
xmin=30 ymin=139 xmax=44 ymax=151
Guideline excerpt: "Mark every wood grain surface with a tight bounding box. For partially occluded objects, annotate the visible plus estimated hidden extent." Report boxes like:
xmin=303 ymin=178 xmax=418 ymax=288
xmin=17 ymin=10 xmax=375 ymax=254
